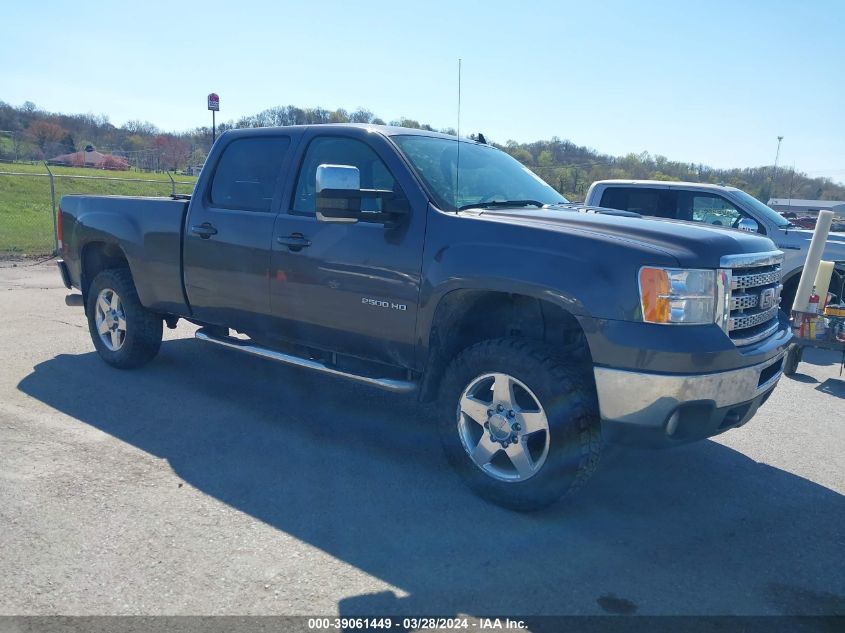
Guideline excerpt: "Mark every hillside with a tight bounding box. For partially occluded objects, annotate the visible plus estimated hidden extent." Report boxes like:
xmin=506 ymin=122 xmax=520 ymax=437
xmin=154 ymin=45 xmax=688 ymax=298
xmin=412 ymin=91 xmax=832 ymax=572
xmin=4 ymin=100 xmax=844 ymax=203
xmin=2 ymin=99 xmax=844 ymax=256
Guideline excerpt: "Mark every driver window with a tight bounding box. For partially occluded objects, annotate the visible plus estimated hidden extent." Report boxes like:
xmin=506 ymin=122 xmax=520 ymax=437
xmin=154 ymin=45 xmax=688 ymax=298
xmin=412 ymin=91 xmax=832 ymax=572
xmin=677 ymin=192 xmax=742 ymax=227
xmin=293 ymin=137 xmax=398 ymax=214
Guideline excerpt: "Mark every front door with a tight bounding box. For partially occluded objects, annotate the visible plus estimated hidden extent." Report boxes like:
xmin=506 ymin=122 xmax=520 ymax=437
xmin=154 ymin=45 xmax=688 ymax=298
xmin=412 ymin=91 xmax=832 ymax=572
xmin=268 ymin=132 xmax=427 ymax=368
xmin=183 ymin=134 xmax=294 ymax=332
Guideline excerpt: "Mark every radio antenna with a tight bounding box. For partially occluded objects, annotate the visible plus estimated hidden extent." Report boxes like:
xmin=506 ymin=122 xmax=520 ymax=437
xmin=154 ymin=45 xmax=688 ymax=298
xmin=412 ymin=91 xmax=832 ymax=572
xmin=455 ymin=58 xmax=461 ymax=213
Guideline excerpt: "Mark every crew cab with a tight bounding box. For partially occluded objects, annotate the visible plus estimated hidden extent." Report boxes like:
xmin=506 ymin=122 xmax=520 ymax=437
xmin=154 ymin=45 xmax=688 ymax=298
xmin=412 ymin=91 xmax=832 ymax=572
xmin=55 ymin=125 xmax=791 ymax=511
xmin=585 ymin=180 xmax=845 ymax=309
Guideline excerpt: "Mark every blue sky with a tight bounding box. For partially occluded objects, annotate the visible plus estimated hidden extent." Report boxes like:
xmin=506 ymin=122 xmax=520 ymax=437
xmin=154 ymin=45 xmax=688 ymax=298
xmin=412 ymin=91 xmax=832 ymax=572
xmin=3 ymin=0 xmax=843 ymax=182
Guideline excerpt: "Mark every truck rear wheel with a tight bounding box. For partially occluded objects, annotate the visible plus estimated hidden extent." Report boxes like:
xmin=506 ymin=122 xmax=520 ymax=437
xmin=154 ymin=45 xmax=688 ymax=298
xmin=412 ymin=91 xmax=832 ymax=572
xmin=86 ymin=269 xmax=162 ymax=369
xmin=437 ymin=338 xmax=601 ymax=511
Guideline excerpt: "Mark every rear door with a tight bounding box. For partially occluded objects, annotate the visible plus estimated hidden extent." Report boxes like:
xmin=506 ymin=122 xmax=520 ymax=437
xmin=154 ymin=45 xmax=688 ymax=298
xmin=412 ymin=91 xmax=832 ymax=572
xmin=267 ymin=130 xmax=427 ymax=368
xmin=183 ymin=133 xmax=297 ymax=332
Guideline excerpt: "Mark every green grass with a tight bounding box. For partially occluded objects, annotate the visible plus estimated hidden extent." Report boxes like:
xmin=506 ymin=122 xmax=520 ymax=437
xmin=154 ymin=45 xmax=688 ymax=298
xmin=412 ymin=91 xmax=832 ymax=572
xmin=0 ymin=163 xmax=196 ymax=255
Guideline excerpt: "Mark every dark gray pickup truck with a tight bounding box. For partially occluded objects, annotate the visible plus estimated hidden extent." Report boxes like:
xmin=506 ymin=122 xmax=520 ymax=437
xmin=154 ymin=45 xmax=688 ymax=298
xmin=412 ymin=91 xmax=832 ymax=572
xmin=56 ymin=124 xmax=791 ymax=510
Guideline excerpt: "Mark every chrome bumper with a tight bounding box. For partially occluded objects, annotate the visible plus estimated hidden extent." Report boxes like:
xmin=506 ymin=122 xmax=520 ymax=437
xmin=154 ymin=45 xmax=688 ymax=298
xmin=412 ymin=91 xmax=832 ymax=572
xmin=594 ymin=352 xmax=785 ymax=431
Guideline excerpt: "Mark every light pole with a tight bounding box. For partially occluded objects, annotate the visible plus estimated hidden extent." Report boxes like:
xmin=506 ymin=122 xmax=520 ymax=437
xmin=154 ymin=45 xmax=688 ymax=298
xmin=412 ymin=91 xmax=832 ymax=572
xmin=771 ymin=135 xmax=783 ymax=199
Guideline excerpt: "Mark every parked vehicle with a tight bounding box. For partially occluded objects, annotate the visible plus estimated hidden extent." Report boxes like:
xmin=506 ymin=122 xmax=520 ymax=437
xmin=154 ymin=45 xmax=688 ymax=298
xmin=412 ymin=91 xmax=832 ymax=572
xmin=56 ymin=126 xmax=791 ymax=510
xmin=585 ymin=180 xmax=845 ymax=309
xmin=791 ymin=216 xmax=817 ymax=230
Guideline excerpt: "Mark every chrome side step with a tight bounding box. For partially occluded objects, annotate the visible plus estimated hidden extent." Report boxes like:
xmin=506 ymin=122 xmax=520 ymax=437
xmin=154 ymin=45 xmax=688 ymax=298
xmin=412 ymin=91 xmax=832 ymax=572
xmin=195 ymin=329 xmax=417 ymax=394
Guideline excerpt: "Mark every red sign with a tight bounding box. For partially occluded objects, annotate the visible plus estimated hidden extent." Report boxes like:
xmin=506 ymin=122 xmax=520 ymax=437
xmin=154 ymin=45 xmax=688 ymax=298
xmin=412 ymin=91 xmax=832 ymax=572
xmin=207 ymin=93 xmax=220 ymax=111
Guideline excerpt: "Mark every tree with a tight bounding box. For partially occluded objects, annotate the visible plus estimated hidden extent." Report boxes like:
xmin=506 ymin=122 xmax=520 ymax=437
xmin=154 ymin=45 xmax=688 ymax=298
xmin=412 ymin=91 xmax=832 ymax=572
xmin=329 ymin=108 xmax=349 ymax=123
xmin=152 ymin=134 xmax=189 ymax=171
xmin=102 ymin=154 xmax=129 ymax=170
xmin=123 ymin=120 xmax=160 ymax=136
xmin=61 ymin=133 xmax=76 ymax=153
xmin=349 ymin=108 xmax=374 ymax=123
xmin=26 ymin=121 xmax=66 ymax=155
xmin=538 ymin=150 xmax=554 ymax=167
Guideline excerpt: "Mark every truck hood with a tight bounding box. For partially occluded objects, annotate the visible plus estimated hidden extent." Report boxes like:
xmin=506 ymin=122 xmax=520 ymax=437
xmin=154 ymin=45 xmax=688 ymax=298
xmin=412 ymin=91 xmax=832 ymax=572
xmin=478 ymin=207 xmax=778 ymax=268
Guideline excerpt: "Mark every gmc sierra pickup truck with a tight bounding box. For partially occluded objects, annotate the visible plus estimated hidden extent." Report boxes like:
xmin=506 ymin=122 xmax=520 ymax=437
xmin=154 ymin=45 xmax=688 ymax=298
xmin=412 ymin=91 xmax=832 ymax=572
xmin=585 ymin=180 xmax=845 ymax=310
xmin=56 ymin=125 xmax=791 ymax=511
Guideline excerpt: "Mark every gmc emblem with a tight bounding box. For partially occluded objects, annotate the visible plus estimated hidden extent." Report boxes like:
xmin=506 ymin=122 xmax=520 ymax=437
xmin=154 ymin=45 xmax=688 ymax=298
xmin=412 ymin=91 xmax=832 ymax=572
xmin=759 ymin=287 xmax=777 ymax=310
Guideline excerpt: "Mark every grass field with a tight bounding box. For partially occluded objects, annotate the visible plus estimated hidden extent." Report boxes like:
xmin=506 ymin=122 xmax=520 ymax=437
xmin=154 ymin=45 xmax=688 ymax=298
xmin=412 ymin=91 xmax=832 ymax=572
xmin=0 ymin=163 xmax=196 ymax=255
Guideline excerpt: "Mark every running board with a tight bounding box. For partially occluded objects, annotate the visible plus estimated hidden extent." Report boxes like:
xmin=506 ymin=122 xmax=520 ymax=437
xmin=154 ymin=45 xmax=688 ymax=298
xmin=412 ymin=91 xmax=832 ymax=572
xmin=194 ymin=329 xmax=417 ymax=394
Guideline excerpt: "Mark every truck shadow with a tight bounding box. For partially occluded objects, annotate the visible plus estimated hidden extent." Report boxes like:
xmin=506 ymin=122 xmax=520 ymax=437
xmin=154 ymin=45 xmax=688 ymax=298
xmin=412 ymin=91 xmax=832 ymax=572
xmin=17 ymin=339 xmax=845 ymax=616
xmin=800 ymin=346 xmax=842 ymax=368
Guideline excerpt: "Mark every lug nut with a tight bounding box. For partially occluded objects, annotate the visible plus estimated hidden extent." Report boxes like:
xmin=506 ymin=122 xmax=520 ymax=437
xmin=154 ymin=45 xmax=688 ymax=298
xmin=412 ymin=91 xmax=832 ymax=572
xmin=502 ymin=440 xmax=510 ymax=448
xmin=487 ymin=409 xmax=494 ymax=417
xmin=484 ymin=421 xmax=490 ymax=429
xmin=512 ymin=423 xmax=521 ymax=431
xmin=507 ymin=410 xmax=515 ymax=418
xmin=512 ymin=434 xmax=519 ymax=442
xmin=496 ymin=404 xmax=504 ymax=412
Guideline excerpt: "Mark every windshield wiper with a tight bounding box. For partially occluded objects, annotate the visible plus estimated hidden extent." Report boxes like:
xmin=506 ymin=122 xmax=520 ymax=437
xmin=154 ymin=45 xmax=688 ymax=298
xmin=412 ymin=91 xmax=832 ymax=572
xmin=457 ymin=200 xmax=547 ymax=211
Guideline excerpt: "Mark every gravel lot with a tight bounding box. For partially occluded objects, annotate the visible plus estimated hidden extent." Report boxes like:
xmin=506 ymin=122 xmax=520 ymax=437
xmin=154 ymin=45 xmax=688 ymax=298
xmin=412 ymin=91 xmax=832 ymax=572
xmin=1 ymin=261 xmax=843 ymax=617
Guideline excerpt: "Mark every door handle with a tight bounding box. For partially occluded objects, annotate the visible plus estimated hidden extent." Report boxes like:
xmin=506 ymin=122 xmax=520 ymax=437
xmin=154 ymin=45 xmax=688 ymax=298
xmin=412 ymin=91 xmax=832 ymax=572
xmin=277 ymin=233 xmax=312 ymax=251
xmin=191 ymin=222 xmax=218 ymax=238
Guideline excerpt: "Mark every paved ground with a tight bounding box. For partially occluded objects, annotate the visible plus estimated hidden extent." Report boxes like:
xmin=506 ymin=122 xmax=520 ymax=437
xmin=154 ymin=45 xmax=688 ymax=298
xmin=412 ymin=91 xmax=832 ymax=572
xmin=0 ymin=261 xmax=843 ymax=617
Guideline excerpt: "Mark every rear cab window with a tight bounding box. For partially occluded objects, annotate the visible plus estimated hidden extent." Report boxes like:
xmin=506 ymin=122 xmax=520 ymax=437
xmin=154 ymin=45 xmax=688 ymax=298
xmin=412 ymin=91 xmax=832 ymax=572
xmin=210 ymin=137 xmax=291 ymax=211
xmin=599 ymin=187 xmax=675 ymax=218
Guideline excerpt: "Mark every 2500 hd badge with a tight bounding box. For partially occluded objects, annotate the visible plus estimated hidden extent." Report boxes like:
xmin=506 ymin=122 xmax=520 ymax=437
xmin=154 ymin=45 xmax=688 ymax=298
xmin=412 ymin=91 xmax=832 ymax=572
xmin=362 ymin=297 xmax=408 ymax=311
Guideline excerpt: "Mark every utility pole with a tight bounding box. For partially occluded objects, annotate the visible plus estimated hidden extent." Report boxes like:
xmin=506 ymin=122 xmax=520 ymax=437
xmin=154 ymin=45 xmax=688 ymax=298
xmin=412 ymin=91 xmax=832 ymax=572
xmin=787 ymin=165 xmax=796 ymax=210
xmin=770 ymin=135 xmax=783 ymax=199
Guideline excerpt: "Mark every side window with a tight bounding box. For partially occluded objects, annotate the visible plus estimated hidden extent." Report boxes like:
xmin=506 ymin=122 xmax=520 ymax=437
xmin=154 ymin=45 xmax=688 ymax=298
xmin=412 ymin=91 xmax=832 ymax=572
xmin=293 ymin=137 xmax=399 ymax=214
xmin=210 ymin=137 xmax=291 ymax=211
xmin=599 ymin=187 xmax=674 ymax=217
xmin=677 ymin=192 xmax=742 ymax=228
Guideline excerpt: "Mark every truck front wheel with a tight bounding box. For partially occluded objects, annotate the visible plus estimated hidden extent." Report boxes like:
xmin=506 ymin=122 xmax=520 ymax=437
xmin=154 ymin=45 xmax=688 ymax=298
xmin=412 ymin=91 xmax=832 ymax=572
xmin=437 ymin=338 xmax=602 ymax=511
xmin=86 ymin=269 xmax=162 ymax=369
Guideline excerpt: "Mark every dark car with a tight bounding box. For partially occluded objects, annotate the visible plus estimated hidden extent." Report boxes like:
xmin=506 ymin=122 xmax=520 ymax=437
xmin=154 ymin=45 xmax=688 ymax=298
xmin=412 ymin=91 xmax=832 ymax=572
xmin=54 ymin=125 xmax=791 ymax=511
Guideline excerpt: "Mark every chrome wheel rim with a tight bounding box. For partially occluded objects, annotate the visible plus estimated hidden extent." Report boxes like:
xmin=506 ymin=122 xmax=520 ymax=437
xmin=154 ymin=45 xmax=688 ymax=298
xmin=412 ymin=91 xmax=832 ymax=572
xmin=457 ymin=372 xmax=551 ymax=482
xmin=94 ymin=288 xmax=127 ymax=351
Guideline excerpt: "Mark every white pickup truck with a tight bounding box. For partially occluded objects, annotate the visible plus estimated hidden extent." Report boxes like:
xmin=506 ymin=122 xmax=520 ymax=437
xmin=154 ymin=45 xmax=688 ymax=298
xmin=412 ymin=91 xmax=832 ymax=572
xmin=585 ymin=180 xmax=845 ymax=310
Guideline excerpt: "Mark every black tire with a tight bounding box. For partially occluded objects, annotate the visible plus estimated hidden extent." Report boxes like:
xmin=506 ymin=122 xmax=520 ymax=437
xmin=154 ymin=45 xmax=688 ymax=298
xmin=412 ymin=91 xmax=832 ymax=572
xmin=781 ymin=279 xmax=798 ymax=316
xmin=86 ymin=268 xmax=162 ymax=369
xmin=783 ymin=344 xmax=801 ymax=376
xmin=437 ymin=338 xmax=601 ymax=511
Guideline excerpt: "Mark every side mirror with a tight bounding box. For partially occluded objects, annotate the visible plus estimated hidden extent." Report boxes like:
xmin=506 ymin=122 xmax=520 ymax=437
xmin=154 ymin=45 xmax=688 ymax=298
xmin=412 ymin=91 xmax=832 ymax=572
xmin=315 ymin=163 xmax=410 ymax=227
xmin=316 ymin=164 xmax=361 ymax=224
xmin=738 ymin=217 xmax=759 ymax=233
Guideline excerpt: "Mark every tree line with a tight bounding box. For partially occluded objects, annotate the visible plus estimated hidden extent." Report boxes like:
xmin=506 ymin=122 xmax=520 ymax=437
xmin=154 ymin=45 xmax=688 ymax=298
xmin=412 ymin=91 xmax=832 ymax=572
xmin=1 ymin=99 xmax=842 ymax=203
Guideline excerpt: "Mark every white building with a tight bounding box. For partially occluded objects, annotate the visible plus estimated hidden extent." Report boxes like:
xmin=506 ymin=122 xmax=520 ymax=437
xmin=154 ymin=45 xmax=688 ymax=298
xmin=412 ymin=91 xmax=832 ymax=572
xmin=767 ymin=198 xmax=845 ymax=218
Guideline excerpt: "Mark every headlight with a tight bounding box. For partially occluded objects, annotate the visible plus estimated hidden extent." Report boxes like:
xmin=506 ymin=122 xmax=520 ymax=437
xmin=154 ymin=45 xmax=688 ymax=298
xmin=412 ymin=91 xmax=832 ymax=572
xmin=639 ymin=267 xmax=717 ymax=325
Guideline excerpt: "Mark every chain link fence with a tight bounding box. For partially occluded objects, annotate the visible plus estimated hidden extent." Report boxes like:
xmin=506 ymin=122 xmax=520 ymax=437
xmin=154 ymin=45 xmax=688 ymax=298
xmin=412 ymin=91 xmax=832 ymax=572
xmin=0 ymin=162 xmax=196 ymax=256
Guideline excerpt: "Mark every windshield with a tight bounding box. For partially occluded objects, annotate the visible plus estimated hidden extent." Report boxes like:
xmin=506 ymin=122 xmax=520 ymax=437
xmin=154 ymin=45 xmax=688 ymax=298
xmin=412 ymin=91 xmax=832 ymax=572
xmin=392 ymin=134 xmax=568 ymax=211
xmin=729 ymin=189 xmax=792 ymax=228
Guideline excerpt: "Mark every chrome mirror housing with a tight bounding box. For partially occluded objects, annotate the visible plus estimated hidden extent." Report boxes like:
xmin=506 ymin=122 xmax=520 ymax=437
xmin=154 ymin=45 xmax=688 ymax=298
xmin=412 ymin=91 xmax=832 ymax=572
xmin=737 ymin=217 xmax=759 ymax=233
xmin=316 ymin=164 xmax=361 ymax=224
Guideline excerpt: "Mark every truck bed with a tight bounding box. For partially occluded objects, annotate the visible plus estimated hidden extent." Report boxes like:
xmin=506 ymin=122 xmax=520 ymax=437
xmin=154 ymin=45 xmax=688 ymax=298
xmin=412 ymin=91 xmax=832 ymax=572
xmin=60 ymin=195 xmax=191 ymax=315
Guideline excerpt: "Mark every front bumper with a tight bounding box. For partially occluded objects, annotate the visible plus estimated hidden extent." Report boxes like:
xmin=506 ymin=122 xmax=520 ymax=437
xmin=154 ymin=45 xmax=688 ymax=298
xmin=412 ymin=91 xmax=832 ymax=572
xmin=594 ymin=350 xmax=786 ymax=447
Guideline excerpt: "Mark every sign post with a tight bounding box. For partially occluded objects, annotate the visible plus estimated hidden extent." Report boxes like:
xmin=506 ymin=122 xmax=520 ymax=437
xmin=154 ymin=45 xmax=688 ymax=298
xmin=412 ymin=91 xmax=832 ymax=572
xmin=207 ymin=93 xmax=220 ymax=144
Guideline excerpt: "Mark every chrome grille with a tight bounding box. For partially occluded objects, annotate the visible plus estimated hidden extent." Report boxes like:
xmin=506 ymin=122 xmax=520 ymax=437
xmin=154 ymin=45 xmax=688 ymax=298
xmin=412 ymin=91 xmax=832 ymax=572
xmin=731 ymin=293 xmax=759 ymax=310
xmin=730 ymin=305 xmax=779 ymax=330
xmin=720 ymin=251 xmax=784 ymax=347
xmin=732 ymin=270 xmax=781 ymax=290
